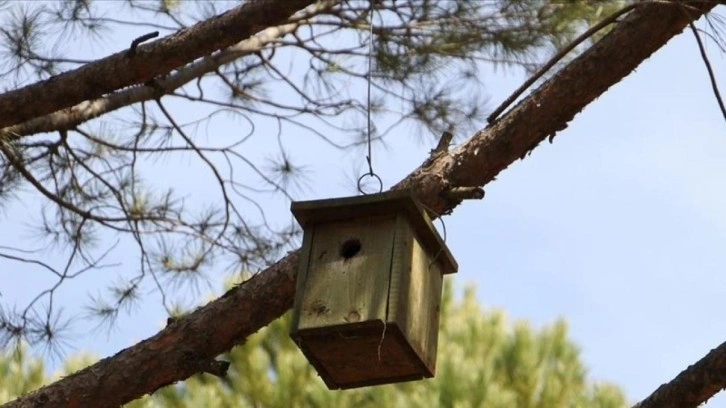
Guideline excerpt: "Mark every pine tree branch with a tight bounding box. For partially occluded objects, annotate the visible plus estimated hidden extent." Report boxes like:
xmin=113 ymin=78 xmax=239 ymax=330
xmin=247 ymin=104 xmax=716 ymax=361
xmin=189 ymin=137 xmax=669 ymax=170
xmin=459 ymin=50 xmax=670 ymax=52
xmin=0 ymin=2 xmax=335 ymax=141
xmin=486 ymin=3 xmax=638 ymax=124
xmin=0 ymin=0 xmax=324 ymax=129
xmin=395 ymin=1 xmax=718 ymax=214
xmin=633 ymin=339 xmax=726 ymax=408
xmin=4 ymin=1 xmax=719 ymax=407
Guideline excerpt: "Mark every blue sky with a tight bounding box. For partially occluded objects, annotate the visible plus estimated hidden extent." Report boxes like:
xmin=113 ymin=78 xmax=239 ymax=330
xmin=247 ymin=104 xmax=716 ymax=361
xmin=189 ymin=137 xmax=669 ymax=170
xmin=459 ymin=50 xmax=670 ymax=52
xmin=1 ymin=3 xmax=725 ymax=406
xmin=458 ymin=25 xmax=726 ymax=403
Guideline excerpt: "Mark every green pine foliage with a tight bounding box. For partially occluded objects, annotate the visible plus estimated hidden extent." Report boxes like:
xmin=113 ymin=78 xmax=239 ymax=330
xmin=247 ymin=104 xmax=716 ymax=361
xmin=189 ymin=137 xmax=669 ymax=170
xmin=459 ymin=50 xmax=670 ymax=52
xmin=133 ymin=285 xmax=628 ymax=407
xmin=351 ymin=0 xmax=631 ymax=136
xmin=0 ymin=347 xmax=45 ymax=404
xmin=0 ymin=284 xmax=625 ymax=407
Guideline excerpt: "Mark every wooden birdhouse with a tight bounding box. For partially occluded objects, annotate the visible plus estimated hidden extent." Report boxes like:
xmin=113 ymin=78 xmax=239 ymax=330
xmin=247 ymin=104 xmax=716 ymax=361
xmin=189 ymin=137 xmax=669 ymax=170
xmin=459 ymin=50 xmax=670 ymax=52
xmin=289 ymin=191 xmax=458 ymax=390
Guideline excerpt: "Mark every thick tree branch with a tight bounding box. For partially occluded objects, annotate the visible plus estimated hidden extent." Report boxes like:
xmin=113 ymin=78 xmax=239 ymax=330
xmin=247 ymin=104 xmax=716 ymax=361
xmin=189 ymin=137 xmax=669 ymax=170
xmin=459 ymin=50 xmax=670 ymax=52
xmin=0 ymin=0 xmax=322 ymax=129
xmin=393 ymin=0 xmax=719 ymax=214
xmin=633 ymin=339 xmax=726 ymax=408
xmin=0 ymin=1 xmax=335 ymax=140
xmin=4 ymin=1 xmax=719 ymax=407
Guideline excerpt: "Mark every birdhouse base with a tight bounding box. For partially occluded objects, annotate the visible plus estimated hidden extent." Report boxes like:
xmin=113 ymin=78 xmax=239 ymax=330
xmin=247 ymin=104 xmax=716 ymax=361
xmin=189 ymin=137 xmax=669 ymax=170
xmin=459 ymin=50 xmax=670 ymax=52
xmin=292 ymin=320 xmax=433 ymax=390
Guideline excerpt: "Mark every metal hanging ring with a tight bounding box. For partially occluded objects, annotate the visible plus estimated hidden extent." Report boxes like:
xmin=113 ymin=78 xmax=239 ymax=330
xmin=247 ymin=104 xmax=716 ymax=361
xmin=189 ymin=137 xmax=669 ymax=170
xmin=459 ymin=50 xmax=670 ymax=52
xmin=357 ymin=173 xmax=383 ymax=195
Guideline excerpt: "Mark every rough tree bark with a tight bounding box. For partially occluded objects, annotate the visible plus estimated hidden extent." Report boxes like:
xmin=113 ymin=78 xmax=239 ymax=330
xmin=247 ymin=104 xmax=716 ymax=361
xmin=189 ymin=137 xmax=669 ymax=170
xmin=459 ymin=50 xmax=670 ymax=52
xmin=1 ymin=18 xmax=311 ymax=140
xmin=3 ymin=1 xmax=720 ymax=407
xmin=633 ymin=339 xmax=726 ymax=408
xmin=0 ymin=0 xmax=319 ymax=129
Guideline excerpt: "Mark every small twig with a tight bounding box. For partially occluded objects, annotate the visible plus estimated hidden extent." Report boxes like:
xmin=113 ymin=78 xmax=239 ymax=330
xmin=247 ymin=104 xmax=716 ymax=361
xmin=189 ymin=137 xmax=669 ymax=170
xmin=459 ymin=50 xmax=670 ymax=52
xmin=166 ymin=316 xmax=180 ymax=326
xmin=126 ymin=31 xmax=160 ymax=57
xmin=487 ymin=3 xmax=637 ymax=124
xmin=679 ymin=1 xmax=726 ymax=123
xmin=443 ymin=187 xmax=485 ymax=201
xmin=423 ymin=130 xmax=455 ymax=169
xmin=144 ymin=78 xmax=166 ymax=96
xmin=0 ymin=141 xmax=94 ymax=220
xmin=430 ymin=130 xmax=454 ymax=156
xmin=200 ymin=359 xmax=231 ymax=378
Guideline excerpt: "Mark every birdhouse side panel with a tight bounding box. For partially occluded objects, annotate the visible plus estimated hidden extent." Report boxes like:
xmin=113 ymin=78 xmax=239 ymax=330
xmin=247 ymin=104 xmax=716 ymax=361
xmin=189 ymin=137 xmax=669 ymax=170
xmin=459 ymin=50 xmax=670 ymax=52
xmin=295 ymin=215 xmax=396 ymax=331
xmin=390 ymin=219 xmax=444 ymax=373
xmin=291 ymin=226 xmax=315 ymax=332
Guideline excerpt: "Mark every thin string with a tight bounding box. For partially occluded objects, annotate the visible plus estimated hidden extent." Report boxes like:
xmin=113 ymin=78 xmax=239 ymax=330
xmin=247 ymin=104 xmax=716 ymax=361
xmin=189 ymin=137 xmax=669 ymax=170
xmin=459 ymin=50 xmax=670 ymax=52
xmin=366 ymin=0 xmax=374 ymax=176
xmin=358 ymin=2 xmax=382 ymax=195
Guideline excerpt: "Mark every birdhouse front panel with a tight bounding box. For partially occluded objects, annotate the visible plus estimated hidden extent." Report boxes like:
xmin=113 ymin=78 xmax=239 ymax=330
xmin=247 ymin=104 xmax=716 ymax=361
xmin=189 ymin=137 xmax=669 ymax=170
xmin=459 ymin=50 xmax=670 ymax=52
xmin=295 ymin=214 xmax=396 ymax=331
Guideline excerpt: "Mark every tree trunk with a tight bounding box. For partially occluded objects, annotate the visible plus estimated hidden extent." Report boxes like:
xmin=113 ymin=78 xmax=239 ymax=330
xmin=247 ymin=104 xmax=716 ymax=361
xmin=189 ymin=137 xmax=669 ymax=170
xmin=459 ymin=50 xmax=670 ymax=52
xmin=4 ymin=1 xmax=719 ymax=407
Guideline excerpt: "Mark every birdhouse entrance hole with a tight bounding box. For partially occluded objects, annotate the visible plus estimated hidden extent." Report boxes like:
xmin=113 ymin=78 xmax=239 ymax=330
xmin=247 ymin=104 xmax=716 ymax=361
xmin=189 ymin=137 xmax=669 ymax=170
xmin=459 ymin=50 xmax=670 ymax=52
xmin=290 ymin=191 xmax=458 ymax=390
xmin=340 ymin=238 xmax=362 ymax=260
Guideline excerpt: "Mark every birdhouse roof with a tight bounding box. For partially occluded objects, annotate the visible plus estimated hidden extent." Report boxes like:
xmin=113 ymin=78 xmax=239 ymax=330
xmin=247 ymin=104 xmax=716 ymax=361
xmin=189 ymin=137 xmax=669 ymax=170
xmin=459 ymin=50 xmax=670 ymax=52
xmin=291 ymin=191 xmax=458 ymax=274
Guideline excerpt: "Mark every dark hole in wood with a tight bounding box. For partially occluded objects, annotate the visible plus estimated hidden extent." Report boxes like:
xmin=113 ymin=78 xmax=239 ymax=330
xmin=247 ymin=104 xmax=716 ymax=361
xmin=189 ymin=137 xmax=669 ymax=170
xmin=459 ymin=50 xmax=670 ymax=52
xmin=340 ymin=238 xmax=362 ymax=259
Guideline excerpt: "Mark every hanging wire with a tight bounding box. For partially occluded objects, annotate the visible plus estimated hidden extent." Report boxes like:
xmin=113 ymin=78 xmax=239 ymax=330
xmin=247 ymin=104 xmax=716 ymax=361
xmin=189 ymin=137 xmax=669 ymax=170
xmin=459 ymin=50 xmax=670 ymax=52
xmin=357 ymin=1 xmax=383 ymax=195
xmin=366 ymin=5 xmax=373 ymax=175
